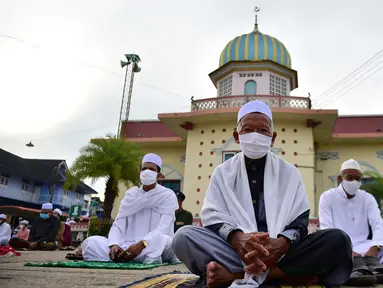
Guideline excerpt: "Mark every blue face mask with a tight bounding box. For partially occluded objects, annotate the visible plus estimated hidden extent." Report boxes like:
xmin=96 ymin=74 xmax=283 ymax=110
xmin=40 ymin=213 xmax=49 ymax=219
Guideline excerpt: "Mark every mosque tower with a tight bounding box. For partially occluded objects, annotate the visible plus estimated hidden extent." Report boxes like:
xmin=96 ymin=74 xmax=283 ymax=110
xmin=193 ymin=7 xmax=305 ymax=110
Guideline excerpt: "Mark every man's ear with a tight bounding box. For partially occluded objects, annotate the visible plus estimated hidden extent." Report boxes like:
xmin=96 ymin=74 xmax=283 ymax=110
xmin=337 ymin=175 xmax=343 ymax=185
xmin=271 ymin=132 xmax=277 ymax=147
xmin=233 ymin=130 xmax=239 ymax=144
xmin=157 ymin=173 xmax=165 ymax=179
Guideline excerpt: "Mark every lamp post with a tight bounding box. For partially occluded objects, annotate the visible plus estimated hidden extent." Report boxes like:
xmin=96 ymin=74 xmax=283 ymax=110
xmin=49 ymin=161 xmax=65 ymax=203
xmin=117 ymin=54 xmax=141 ymax=138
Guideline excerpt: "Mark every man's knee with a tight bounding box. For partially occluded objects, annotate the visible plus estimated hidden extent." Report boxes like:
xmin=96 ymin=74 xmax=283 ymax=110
xmin=318 ymin=229 xmax=352 ymax=256
xmin=172 ymin=226 xmax=197 ymax=254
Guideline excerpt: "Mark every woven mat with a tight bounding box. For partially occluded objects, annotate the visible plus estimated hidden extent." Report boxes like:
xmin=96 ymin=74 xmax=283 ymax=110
xmin=119 ymin=272 xmax=327 ymax=288
xmin=119 ymin=272 xmax=198 ymax=288
xmin=25 ymin=261 xmax=172 ymax=270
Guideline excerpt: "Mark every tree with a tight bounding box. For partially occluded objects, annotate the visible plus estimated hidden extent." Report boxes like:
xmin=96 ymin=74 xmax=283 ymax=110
xmin=65 ymin=135 xmax=143 ymax=218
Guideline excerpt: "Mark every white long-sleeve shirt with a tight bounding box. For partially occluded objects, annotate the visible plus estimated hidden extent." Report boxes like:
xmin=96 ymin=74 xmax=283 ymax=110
xmin=0 ymin=222 xmax=11 ymax=244
xmin=319 ymin=185 xmax=383 ymax=247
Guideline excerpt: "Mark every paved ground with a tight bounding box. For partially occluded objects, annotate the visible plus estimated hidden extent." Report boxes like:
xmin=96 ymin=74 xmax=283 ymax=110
xmin=2 ymin=251 xmax=382 ymax=287
xmin=0 ymin=251 xmax=189 ymax=288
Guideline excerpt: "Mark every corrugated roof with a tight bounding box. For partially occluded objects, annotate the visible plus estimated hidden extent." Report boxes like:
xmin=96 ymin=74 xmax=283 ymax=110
xmin=0 ymin=149 xmax=97 ymax=194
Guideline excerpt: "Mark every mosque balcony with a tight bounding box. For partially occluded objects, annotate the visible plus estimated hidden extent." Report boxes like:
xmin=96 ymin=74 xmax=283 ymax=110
xmin=191 ymin=95 xmax=311 ymax=111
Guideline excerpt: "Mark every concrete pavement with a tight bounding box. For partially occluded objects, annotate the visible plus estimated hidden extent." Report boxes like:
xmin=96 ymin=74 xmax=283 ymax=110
xmin=0 ymin=251 xmax=188 ymax=288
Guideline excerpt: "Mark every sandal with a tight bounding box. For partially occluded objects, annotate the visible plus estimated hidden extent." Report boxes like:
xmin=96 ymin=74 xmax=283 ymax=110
xmin=363 ymin=256 xmax=383 ymax=283
xmin=346 ymin=256 xmax=377 ymax=286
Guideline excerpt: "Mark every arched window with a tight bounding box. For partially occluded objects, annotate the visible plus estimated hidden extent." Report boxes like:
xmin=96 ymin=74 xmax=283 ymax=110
xmin=244 ymin=80 xmax=257 ymax=95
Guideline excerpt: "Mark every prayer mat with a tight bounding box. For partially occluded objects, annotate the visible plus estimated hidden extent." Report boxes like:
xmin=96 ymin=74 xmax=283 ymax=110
xmin=120 ymin=272 xmax=328 ymax=288
xmin=25 ymin=261 xmax=172 ymax=270
xmin=119 ymin=272 xmax=198 ymax=288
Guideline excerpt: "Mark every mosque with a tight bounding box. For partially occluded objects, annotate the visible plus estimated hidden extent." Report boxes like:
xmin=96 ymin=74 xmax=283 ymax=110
xmin=112 ymin=13 xmax=383 ymax=221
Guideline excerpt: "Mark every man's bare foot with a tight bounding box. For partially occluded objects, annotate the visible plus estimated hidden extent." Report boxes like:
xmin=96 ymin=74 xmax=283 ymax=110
xmin=206 ymin=261 xmax=244 ymax=288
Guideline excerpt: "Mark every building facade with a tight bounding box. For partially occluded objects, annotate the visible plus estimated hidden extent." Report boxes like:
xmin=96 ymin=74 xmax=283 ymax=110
xmin=0 ymin=149 xmax=97 ymax=216
xmin=111 ymin=19 xmax=383 ymax=220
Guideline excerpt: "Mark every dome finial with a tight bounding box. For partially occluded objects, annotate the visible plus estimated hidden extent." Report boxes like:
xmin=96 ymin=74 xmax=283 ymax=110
xmin=253 ymin=6 xmax=260 ymax=32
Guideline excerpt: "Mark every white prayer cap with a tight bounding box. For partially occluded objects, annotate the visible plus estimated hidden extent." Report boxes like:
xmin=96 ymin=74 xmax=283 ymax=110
xmin=41 ymin=203 xmax=53 ymax=210
xmin=340 ymin=159 xmax=361 ymax=173
xmin=142 ymin=153 xmax=162 ymax=168
xmin=22 ymin=220 xmax=29 ymax=225
xmin=54 ymin=208 xmax=62 ymax=216
xmin=0 ymin=214 xmax=6 ymax=220
xmin=237 ymin=100 xmax=273 ymax=123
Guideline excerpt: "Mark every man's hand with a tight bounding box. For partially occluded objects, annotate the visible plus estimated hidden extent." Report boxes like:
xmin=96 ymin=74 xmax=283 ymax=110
xmin=246 ymin=236 xmax=291 ymax=269
xmin=109 ymin=245 xmax=125 ymax=262
xmin=29 ymin=242 xmax=38 ymax=250
xmin=229 ymin=231 xmax=270 ymax=275
xmin=120 ymin=241 xmax=145 ymax=261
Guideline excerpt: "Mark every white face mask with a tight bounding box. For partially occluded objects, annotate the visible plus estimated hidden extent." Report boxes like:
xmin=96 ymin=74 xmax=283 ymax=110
xmin=140 ymin=170 xmax=158 ymax=186
xmin=239 ymin=132 xmax=272 ymax=159
xmin=20 ymin=225 xmax=25 ymax=229
xmin=341 ymin=180 xmax=361 ymax=196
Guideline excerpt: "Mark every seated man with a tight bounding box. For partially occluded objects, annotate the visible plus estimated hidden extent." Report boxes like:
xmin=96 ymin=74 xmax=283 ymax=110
xmin=319 ymin=159 xmax=383 ymax=285
xmin=53 ymin=208 xmax=66 ymax=249
xmin=174 ymin=190 xmax=193 ymax=233
xmin=173 ymin=100 xmax=353 ymax=287
xmin=15 ymin=220 xmax=30 ymax=241
xmin=0 ymin=214 xmax=11 ymax=246
xmin=10 ymin=203 xmax=60 ymax=251
xmin=82 ymin=153 xmax=179 ymax=264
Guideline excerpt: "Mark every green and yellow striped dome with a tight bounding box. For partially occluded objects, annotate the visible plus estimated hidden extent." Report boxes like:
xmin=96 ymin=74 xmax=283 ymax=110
xmin=219 ymin=29 xmax=292 ymax=68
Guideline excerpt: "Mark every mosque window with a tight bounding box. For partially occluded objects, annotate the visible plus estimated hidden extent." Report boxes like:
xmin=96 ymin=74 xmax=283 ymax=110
xmin=218 ymin=75 xmax=233 ymax=96
xmin=244 ymin=80 xmax=257 ymax=95
xmin=269 ymin=74 xmax=287 ymax=96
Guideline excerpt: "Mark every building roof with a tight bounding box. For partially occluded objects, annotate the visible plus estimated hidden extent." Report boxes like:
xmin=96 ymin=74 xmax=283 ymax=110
xmin=334 ymin=116 xmax=383 ymax=134
xmin=124 ymin=115 xmax=383 ymax=139
xmin=219 ymin=27 xmax=291 ymax=69
xmin=123 ymin=121 xmax=177 ymax=138
xmin=0 ymin=149 xmax=97 ymax=194
xmin=0 ymin=149 xmax=64 ymax=182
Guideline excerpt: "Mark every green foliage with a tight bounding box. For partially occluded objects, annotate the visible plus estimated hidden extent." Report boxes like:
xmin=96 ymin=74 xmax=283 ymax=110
xmin=87 ymin=216 xmax=113 ymax=237
xmin=361 ymin=172 xmax=383 ymax=207
xmin=65 ymin=134 xmax=143 ymax=218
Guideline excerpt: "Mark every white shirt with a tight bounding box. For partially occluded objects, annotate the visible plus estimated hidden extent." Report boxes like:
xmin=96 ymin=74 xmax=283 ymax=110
xmin=319 ymin=185 xmax=383 ymax=247
xmin=0 ymin=222 xmax=11 ymax=241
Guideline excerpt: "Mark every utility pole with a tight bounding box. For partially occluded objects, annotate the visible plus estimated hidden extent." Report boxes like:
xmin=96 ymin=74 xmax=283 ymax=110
xmin=117 ymin=54 xmax=141 ymax=138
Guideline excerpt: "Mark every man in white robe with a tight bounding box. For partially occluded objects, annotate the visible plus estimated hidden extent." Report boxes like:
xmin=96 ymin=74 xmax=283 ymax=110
xmin=319 ymin=159 xmax=383 ymax=284
xmin=0 ymin=214 xmax=11 ymax=246
xmin=82 ymin=153 xmax=179 ymax=264
xmin=173 ymin=100 xmax=353 ymax=288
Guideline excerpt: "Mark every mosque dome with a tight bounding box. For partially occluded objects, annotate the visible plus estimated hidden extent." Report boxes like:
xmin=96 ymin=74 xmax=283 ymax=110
xmin=219 ymin=25 xmax=292 ymax=69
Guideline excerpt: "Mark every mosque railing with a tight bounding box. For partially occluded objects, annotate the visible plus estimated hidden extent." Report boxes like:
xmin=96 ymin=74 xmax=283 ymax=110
xmin=191 ymin=95 xmax=311 ymax=111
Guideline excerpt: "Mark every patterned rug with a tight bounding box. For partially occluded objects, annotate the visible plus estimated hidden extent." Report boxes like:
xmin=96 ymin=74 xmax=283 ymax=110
xmin=25 ymin=261 xmax=173 ymax=270
xmin=119 ymin=272 xmax=198 ymax=288
xmin=119 ymin=272 xmax=328 ymax=288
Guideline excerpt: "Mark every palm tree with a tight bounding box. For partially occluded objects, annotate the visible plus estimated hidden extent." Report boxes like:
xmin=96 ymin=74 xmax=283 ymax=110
xmin=65 ymin=135 xmax=143 ymax=218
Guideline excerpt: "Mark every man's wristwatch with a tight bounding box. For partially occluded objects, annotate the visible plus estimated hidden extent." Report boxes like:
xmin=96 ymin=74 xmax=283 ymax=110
xmin=142 ymin=240 xmax=148 ymax=248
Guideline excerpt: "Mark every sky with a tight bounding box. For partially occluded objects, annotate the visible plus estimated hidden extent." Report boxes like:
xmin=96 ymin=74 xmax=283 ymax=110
xmin=1 ymin=0 xmax=383 ymax=198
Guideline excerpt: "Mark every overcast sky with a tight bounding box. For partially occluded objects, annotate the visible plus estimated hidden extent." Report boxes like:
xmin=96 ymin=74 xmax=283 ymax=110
xmin=1 ymin=0 xmax=383 ymax=198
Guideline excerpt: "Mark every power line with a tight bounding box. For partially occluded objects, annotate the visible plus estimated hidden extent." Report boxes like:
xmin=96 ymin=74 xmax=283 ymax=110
xmin=30 ymin=123 xmax=119 ymax=142
xmin=313 ymin=49 xmax=383 ymax=107
xmin=0 ymin=34 xmax=190 ymax=101
xmin=319 ymin=62 xmax=383 ymax=108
